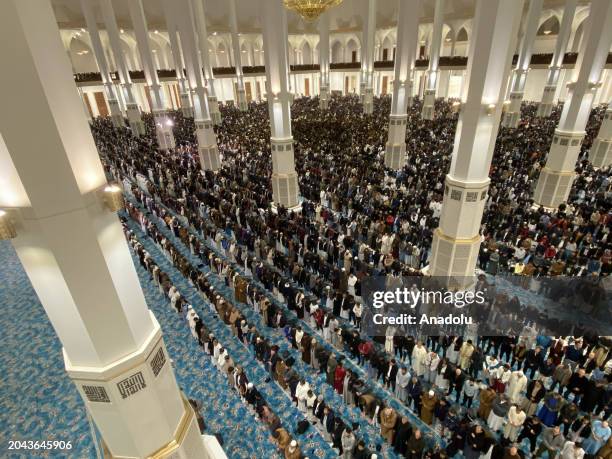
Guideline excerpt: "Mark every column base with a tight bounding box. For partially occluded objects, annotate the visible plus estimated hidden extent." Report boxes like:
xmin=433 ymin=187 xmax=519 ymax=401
xmin=589 ymin=138 xmax=612 ymax=168
xmin=111 ymin=113 xmax=125 ymax=128
xmin=208 ymin=96 xmax=222 ymax=125
xmin=271 ymin=137 xmax=299 ymax=208
xmin=153 ymin=111 xmax=176 ymax=151
xmin=429 ymin=228 xmax=481 ymax=280
xmin=362 ymin=87 xmax=373 ymax=114
xmin=271 ymin=172 xmax=300 ymax=208
xmin=180 ymin=93 xmax=194 ymax=118
xmin=126 ymin=104 xmax=145 ymax=137
xmin=66 ymin=314 xmax=210 ymax=459
xmin=422 ymin=89 xmax=435 ymax=120
xmin=236 ymin=89 xmax=248 ymax=111
xmin=319 ymin=98 xmax=329 ymax=110
xmin=198 ymin=145 xmax=221 ymax=172
xmin=537 ymin=102 xmax=554 ymax=118
xmin=502 ymin=111 xmax=520 ymax=128
xmin=533 ymin=167 xmax=575 ymax=208
xmin=384 ymin=142 xmax=406 ymax=170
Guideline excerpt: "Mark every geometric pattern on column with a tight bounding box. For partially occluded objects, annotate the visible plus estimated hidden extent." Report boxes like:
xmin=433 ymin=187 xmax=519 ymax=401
xmin=195 ymin=119 xmax=221 ymax=171
xmin=533 ymin=167 xmax=575 ymax=209
xmin=108 ymin=98 xmax=124 ymax=128
xmin=180 ymin=92 xmax=194 ymax=118
xmin=236 ymin=88 xmax=248 ymax=111
xmin=537 ymin=84 xmax=556 ymax=117
xmin=385 ymin=115 xmax=407 ymax=169
xmin=67 ymin=322 xmax=203 ymax=459
xmin=534 ymin=130 xmax=584 ymax=207
xmin=589 ymin=109 xmax=612 ymax=168
xmin=430 ymin=177 xmax=489 ymax=281
xmin=208 ymin=95 xmax=222 ymax=125
xmin=153 ymin=109 xmax=176 ymax=151
xmin=126 ymin=102 xmax=145 ymax=136
xmin=319 ymin=85 xmax=329 ymax=110
xmin=502 ymin=90 xmax=524 ymax=128
xmin=422 ymin=88 xmax=436 ymax=120
xmin=589 ymin=138 xmax=612 ymax=168
xmin=271 ymin=138 xmax=299 ymax=208
xmin=362 ymin=87 xmax=374 ymax=114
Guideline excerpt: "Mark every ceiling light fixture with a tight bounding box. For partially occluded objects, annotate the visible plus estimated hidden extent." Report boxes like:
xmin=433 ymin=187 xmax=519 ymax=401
xmin=283 ymin=0 xmax=343 ymax=22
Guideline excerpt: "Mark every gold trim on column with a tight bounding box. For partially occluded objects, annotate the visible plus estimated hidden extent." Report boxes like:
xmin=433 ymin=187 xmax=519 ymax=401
xmin=147 ymin=396 xmax=195 ymax=459
xmin=540 ymin=167 xmax=575 ymax=177
xmin=434 ymin=228 xmax=480 ymax=244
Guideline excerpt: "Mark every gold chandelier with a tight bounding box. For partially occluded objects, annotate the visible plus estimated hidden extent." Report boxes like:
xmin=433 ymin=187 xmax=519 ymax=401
xmin=283 ymin=0 xmax=343 ymax=22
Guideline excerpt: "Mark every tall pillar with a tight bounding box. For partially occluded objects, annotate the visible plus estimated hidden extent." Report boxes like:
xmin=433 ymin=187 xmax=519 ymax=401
xmin=422 ymin=0 xmax=445 ymax=120
xmin=261 ymin=0 xmax=300 ymax=209
xmin=0 ymin=2 xmax=210 ymax=458
xmin=229 ymin=0 xmax=247 ymax=111
xmin=80 ymin=0 xmax=123 ymax=127
xmin=502 ymin=0 xmax=543 ymax=128
xmin=360 ymin=0 xmax=376 ymax=114
xmin=169 ymin=0 xmax=221 ymax=171
xmin=385 ymin=0 xmax=422 ymax=170
xmin=534 ymin=0 xmax=612 ymax=208
xmin=589 ymin=99 xmax=612 ymax=167
xmin=439 ymin=38 xmax=456 ymax=99
xmin=537 ymin=0 xmax=577 ymax=117
xmin=192 ymin=0 xmax=222 ymax=125
xmin=128 ymin=0 xmax=175 ymax=150
xmin=165 ymin=8 xmax=194 ymax=118
xmin=429 ymin=0 xmax=524 ymax=281
xmin=318 ymin=12 xmax=330 ymax=110
xmin=100 ymin=0 xmax=145 ymax=136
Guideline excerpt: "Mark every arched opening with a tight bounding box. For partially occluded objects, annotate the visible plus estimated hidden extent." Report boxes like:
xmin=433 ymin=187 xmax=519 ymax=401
xmin=217 ymin=42 xmax=229 ymax=67
xmin=331 ymin=41 xmax=343 ymax=63
xmin=301 ymin=41 xmax=312 ymax=65
xmin=70 ymin=37 xmax=96 ymax=73
xmin=346 ymin=38 xmax=359 ymax=63
xmin=537 ymin=16 xmax=560 ymax=36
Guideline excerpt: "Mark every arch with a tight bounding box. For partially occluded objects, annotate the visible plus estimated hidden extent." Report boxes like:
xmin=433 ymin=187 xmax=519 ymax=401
xmin=346 ymin=37 xmax=359 ymax=63
xmin=240 ymin=41 xmax=250 ymax=66
xmin=301 ymin=41 xmax=312 ymax=65
xmin=216 ymin=42 xmax=229 ymax=67
xmin=537 ymin=15 xmax=560 ymax=36
xmin=381 ymin=35 xmax=394 ymax=61
xmin=331 ymin=40 xmax=343 ymax=63
xmin=456 ymin=27 xmax=468 ymax=42
xmin=70 ymin=36 xmax=97 ymax=73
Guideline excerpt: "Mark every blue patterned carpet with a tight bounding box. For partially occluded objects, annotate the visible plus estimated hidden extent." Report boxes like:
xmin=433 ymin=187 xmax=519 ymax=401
xmin=0 ymin=236 xmax=285 ymax=459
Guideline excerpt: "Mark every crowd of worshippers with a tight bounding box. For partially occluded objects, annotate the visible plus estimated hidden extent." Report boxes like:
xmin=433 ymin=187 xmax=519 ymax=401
xmin=90 ymin=93 xmax=612 ymax=458
xmin=97 ymin=93 xmax=611 ymax=284
xmin=122 ymin=189 xmax=612 ymax=459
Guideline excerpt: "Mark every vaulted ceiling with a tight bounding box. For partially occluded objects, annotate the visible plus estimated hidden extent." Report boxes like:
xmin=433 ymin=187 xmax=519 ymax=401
xmin=51 ymin=0 xmax=587 ymax=34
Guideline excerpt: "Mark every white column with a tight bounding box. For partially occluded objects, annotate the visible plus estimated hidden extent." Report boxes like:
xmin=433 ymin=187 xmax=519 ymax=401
xmin=170 ymin=0 xmax=221 ymax=171
xmin=191 ymin=0 xmax=221 ymax=125
xmin=534 ymin=0 xmax=612 ymax=208
xmin=100 ymin=0 xmax=145 ymax=136
xmin=165 ymin=9 xmax=194 ymax=118
xmin=589 ymin=98 xmax=612 ymax=167
xmin=318 ymin=12 xmax=330 ymax=110
xmin=0 ymin=2 xmax=209 ymax=458
xmin=360 ymin=0 xmax=376 ymax=114
xmin=262 ymin=0 xmax=300 ymax=209
xmin=385 ymin=0 xmax=422 ymax=170
xmin=438 ymin=39 xmax=456 ymax=99
xmin=229 ymin=0 xmax=247 ymax=111
xmin=537 ymin=0 xmax=577 ymax=117
xmin=502 ymin=0 xmax=543 ymax=128
xmin=128 ymin=0 xmax=175 ymax=149
xmin=422 ymin=0 xmax=445 ymax=120
xmin=80 ymin=0 xmax=123 ymax=127
xmin=429 ymin=0 xmax=524 ymax=282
